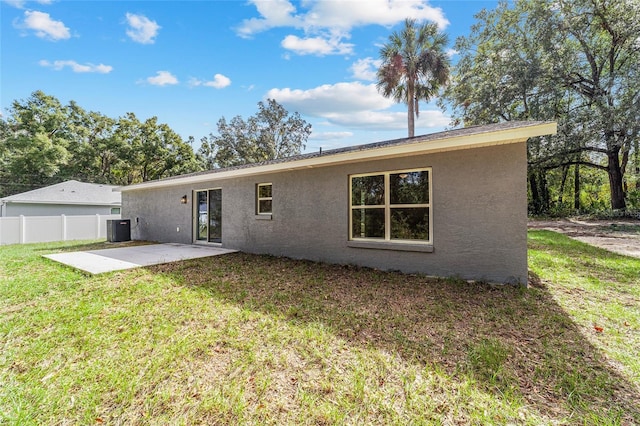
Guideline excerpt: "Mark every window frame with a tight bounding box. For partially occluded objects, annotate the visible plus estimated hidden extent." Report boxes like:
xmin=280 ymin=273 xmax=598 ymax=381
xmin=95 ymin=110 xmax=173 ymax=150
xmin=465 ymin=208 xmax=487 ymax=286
xmin=193 ymin=187 xmax=223 ymax=244
xmin=349 ymin=168 xmax=432 ymax=245
xmin=256 ymin=182 xmax=273 ymax=216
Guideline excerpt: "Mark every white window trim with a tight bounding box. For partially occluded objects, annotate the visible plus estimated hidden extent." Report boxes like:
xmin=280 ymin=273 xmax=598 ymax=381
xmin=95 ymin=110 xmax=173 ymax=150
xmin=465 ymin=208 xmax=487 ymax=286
xmin=256 ymin=182 xmax=273 ymax=216
xmin=349 ymin=168 xmax=432 ymax=245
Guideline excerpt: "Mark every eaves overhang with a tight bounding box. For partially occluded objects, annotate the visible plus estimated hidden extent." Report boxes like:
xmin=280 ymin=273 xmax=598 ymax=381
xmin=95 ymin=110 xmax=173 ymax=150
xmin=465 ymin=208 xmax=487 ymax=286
xmin=120 ymin=121 xmax=557 ymax=192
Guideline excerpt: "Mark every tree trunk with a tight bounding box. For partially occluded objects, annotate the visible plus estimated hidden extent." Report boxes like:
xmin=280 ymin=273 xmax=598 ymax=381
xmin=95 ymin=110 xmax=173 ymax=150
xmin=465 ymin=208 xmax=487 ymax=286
xmin=540 ymin=170 xmax=550 ymax=213
xmin=529 ymin=171 xmax=540 ymax=214
xmin=528 ymin=169 xmax=550 ymax=215
xmin=635 ymin=139 xmax=639 ymax=190
xmin=558 ymin=165 xmax=569 ymax=206
xmin=407 ymin=81 xmax=415 ymax=138
xmin=607 ymin=148 xmax=626 ymax=210
xmin=574 ymin=163 xmax=580 ymax=211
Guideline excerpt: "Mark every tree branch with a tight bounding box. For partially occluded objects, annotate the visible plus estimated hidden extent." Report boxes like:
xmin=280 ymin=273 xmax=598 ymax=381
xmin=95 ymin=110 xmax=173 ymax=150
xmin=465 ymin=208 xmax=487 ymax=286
xmin=533 ymin=159 xmax=608 ymax=172
xmin=528 ymin=146 xmax=609 ymax=167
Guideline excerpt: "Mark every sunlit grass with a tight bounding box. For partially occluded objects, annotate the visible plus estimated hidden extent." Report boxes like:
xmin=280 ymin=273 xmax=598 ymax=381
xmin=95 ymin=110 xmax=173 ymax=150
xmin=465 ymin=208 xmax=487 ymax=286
xmin=1 ymin=237 xmax=638 ymax=424
xmin=528 ymin=230 xmax=640 ymax=386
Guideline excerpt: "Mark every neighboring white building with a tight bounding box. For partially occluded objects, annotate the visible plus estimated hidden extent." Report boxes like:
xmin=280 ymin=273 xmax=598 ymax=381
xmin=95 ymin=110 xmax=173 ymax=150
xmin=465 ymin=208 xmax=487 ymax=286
xmin=0 ymin=180 xmax=121 ymax=217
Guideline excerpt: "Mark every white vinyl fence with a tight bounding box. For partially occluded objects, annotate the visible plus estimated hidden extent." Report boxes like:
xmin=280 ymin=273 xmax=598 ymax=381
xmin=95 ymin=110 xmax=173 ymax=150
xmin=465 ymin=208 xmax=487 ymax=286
xmin=0 ymin=214 xmax=121 ymax=245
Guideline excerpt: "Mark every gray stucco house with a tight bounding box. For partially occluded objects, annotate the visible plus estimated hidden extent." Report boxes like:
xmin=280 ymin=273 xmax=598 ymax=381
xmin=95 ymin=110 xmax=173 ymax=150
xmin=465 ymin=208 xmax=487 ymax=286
xmin=121 ymin=121 xmax=556 ymax=284
xmin=0 ymin=180 xmax=121 ymax=217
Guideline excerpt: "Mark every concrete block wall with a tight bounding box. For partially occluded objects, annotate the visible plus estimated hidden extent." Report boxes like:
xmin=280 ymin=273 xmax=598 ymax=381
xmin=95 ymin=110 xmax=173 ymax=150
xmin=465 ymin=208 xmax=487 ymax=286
xmin=122 ymin=142 xmax=527 ymax=283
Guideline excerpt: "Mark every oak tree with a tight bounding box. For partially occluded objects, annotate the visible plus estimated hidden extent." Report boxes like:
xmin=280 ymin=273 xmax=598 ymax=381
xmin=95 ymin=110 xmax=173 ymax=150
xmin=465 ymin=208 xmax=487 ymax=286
xmin=199 ymin=99 xmax=311 ymax=168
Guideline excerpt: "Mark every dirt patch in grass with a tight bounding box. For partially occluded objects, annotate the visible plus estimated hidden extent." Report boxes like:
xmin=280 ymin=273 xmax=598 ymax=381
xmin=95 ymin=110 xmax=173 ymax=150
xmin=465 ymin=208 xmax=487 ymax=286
xmin=529 ymin=218 xmax=640 ymax=258
xmin=153 ymin=254 xmax=640 ymax=424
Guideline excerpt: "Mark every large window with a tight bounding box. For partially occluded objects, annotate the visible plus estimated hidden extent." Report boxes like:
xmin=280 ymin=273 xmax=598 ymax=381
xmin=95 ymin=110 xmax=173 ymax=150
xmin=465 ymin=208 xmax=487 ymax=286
xmin=350 ymin=169 xmax=431 ymax=243
xmin=257 ymin=183 xmax=272 ymax=215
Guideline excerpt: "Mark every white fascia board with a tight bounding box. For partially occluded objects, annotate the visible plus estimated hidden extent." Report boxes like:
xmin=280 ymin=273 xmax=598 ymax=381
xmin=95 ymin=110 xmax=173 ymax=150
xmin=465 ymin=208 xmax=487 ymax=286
xmin=121 ymin=122 xmax=557 ymax=192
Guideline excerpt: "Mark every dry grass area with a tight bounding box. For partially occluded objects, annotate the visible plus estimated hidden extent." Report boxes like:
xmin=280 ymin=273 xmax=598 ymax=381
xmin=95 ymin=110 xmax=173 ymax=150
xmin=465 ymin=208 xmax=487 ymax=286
xmin=1 ymin=234 xmax=639 ymax=424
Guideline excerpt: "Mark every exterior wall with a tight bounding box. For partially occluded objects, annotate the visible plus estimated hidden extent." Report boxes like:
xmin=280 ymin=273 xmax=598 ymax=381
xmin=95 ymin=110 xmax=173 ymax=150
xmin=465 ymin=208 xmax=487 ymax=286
xmin=122 ymin=142 xmax=527 ymax=283
xmin=2 ymin=203 xmax=118 ymax=217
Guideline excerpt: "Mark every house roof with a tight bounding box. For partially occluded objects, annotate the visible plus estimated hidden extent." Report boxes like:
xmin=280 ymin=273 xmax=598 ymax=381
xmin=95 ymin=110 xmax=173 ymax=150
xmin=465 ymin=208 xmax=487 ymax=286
xmin=121 ymin=121 xmax=557 ymax=192
xmin=1 ymin=180 xmax=121 ymax=206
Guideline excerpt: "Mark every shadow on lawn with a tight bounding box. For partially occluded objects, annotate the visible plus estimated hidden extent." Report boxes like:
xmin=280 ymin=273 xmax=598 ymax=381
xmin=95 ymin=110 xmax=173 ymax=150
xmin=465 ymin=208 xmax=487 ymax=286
xmin=153 ymin=251 xmax=640 ymax=423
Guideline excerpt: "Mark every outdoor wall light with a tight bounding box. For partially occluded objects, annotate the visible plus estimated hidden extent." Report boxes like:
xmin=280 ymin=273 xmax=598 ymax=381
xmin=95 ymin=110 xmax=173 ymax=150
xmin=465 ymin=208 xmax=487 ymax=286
xmin=180 ymin=195 xmax=188 ymax=204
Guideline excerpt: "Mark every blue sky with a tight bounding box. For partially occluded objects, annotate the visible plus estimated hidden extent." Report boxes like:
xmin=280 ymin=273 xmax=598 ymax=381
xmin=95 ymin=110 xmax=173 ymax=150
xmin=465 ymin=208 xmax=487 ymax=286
xmin=1 ymin=0 xmax=498 ymax=152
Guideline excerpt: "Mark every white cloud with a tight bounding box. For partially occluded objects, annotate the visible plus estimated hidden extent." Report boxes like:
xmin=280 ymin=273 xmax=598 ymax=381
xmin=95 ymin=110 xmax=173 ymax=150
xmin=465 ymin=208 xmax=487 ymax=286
xmin=189 ymin=73 xmax=231 ymax=89
xmin=146 ymin=71 xmax=178 ymax=86
xmin=125 ymin=13 xmax=160 ymax=44
xmin=18 ymin=10 xmax=70 ymax=40
xmin=267 ymin=82 xmax=394 ymax=116
xmin=238 ymin=0 xmax=448 ymax=35
xmin=350 ymin=57 xmax=381 ymax=81
xmin=322 ymin=109 xmax=449 ymax=130
xmin=4 ymin=0 xmax=27 ymax=8
xmin=316 ymin=109 xmax=403 ymax=129
xmin=3 ymin=0 xmax=51 ymax=9
xmin=304 ymin=0 xmax=448 ymax=30
xmin=415 ymin=110 xmax=451 ymax=128
xmin=309 ymin=131 xmax=353 ymax=141
xmin=267 ymin=81 xmax=449 ymax=131
xmin=39 ymin=59 xmax=113 ymax=73
xmin=236 ymin=0 xmax=301 ymax=38
xmin=323 ymin=110 xmax=405 ymax=128
xmin=281 ymin=34 xmax=353 ymax=56
xmin=237 ymin=0 xmax=448 ymax=57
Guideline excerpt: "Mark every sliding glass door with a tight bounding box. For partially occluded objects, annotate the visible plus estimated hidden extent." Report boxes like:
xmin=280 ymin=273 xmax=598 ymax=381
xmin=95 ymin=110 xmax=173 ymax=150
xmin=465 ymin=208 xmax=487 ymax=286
xmin=195 ymin=189 xmax=222 ymax=243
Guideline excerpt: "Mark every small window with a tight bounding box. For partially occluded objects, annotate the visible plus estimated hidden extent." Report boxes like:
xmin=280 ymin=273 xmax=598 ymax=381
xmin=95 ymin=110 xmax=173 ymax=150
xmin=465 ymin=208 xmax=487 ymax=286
xmin=257 ymin=183 xmax=272 ymax=215
xmin=349 ymin=169 xmax=431 ymax=243
xmin=111 ymin=207 xmax=121 ymax=214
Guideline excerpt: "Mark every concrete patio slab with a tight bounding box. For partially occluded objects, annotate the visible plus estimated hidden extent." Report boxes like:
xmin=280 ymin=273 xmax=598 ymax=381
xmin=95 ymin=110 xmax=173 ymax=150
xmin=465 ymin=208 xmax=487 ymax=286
xmin=44 ymin=243 xmax=237 ymax=274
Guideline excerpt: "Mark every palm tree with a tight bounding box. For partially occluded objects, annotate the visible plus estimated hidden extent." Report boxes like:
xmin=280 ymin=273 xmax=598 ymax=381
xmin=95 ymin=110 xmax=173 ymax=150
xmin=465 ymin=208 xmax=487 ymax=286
xmin=377 ymin=19 xmax=450 ymax=138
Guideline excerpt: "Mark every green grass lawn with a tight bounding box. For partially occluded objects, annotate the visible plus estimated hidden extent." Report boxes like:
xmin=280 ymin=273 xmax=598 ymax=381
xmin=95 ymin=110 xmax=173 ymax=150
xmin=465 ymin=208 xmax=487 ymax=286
xmin=1 ymin=232 xmax=639 ymax=425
